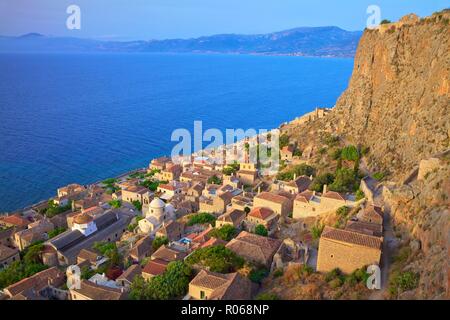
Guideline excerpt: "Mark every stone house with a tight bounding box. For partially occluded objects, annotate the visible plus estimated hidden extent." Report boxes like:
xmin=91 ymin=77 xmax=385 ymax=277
xmin=116 ymin=264 xmax=142 ymax=289
xmin=142 ymin=258 xmax=169 ymax=280
xmin=157 ymin=163 xmax=182 ymax=181
xmin=0 ymin=244 xmax=20 ymax=269
xmin=69 ymin=279 xmax=127 ymax=300
xmin=278 ymin=175 xmax=312 ymax=195
xmin=357 ymin=205 xmax=384 ymax=225
xmin=226 ymin=231 xmax=282 ymax=268
xmin=216 ymin=209 xmax=246 ymax=229
xmin=237 ymin=162 xmax=258 ymax=186
xmin=155 ymin=220 xmax=185 ymax=242
xmin=4 ymin=267 xmax=65 ymax=299
xmin=129 ymin=235 xmax=152 ymax=263
xmin=14 ymin=219 xmax=54 ymax=251
xmin=280 ymin=145 xmax=295 ymax=162
xmin=317 ymin=226 xmax=382 ymax=274
xmin=244 ymin=207 xmax=279 ymax=236
xmin=121 ymin=185 xmax=151 ymax=206
xmin=230 ymin=195 xmax=253 ymax=211
xmin=293 ymin=187 xmax=356 ymax=219
xmin=253 ymin=192 xmax=292 ymax=218
xmin=199 ymin=191 xmax=234 ymax=215
xmin=188 ymin=269 xmax=252 ymax=300
xmin=149 ymin=156 xmax=171 ymax=171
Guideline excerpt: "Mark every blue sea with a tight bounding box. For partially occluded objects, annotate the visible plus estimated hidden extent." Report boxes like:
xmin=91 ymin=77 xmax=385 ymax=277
xmin=0 ymin=53 xmax=353 ymax=212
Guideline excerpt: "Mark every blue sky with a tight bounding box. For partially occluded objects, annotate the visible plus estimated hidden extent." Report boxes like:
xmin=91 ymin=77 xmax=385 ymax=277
xmin=0 ymin=0 xmax=448 ymax=40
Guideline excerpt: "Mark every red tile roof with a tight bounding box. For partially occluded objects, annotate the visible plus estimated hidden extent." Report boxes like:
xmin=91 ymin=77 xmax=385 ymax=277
xmin=248 ymin=207 xmax=275 ymax=220
xmin=321 ymin=226 xmax=382 ymax=249
xmin=142 ymin=259 xmax=169 ymax=276
xmin=256 ymin=192 xmax=289 ymax=204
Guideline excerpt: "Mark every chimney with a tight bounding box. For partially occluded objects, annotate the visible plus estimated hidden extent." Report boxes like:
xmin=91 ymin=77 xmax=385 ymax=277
xmin=258 ymin=186 xmax=261 ymax=194
xmin=323 ymin=184 xmax=328 ymax=194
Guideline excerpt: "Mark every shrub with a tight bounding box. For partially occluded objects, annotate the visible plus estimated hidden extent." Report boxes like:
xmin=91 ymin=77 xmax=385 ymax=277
xmin=256 ymin=292 xmax=279 ymax=300
xmin=187 ymin=212 xmax=216 ymax=227
xmin=279 ymin=134 xmax=290 ymax=148
xmin=254 ymin=224 xmax=268 ymax=237
xmin=341 ymin=145 xmax=359 ymax=162
xmin=310 ymin=173 xmax=334 ymax=192
xmin=249 ymin=268 xmax=269 ymax=283
xmin=48 ymin=227 xmax=66 ymax=239
xmin=325 ymin=268 xmax=343 ymax=282
xmin=277 ymin=164 xmax=315 ymax=181
xmin=109 ymin=199 xmax=121 ymax=209
xmin=207 ymin=175 xmax=222 ymax=185
xmin=132 ymin=200 xmax=142 ymax=211
xmin=185 ymin=245 xmax=244 ymax=273
xmin=209 ymin=225 xmax=237 ymax=241
xmin=152 ymin=236 xmax=169 ymax=251
xmin=373 ymin=172 xmax=385 ymax=181
xmin=311 ymin=224 xmax=324 ymax=240
xmin=329 ymin=278 xmax=343 ymax=289
xmin=329 ymin=168 xmax=359 ymax=193
xmin=130 ymin=261 xmax=192 ymax=300
xmin=355 ymin=189 xmax=365 ymax=201
xmin=273 ymin=268 xmax=284 ymax=278
xmin=380 ymin=19 xmax=391 ymax=24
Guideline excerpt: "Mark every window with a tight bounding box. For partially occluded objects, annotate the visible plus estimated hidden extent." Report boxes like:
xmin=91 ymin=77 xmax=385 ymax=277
xmin=200 ymin=291 xmax=206 ymax=300
xmin=330 ymin=254 xmax=334 ymax=258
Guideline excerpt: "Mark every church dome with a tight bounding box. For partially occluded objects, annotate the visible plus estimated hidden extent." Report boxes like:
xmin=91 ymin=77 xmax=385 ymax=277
xmin=150 ymin=197 xmax=165 ymax=209
xmin=73 ymin=213 xmax=93 ymax=225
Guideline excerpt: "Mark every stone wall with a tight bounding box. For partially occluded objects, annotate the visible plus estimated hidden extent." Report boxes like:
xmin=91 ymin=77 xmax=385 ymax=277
xmin=317 ymin=238 xmax=381 ymax=274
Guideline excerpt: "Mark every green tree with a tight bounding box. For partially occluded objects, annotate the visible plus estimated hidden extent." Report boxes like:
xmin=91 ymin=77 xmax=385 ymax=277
xmin=249 ymin=268 xmax=269 ymax=283
xmin=341 ymin=145 xmax=359 ymax=162
xmin=207 ymin=175 xmax=222 ymax=185
xmin=185 ymin=245 xmax=244 ymax=273
xmin=152 ymin=236 xmax=169 ymax=251
xmin=311 ymin=224 xmax=324 ymax=240
xmin=279 ymin=134 xmax=290 ymax=148
xmin=48 ymin=227 xmax=67 ymax=239
xmin=187 ymin=212 xmax=216 ymax=227
xmin=329 ymin=168 xmax=359 ymax=193
xmin=109 ymin=199 xmax=121 ymax=209
xmin=209 ymin=225 xmax=237 ymax=241
xmin=256 ymin=292 xmax=279 ymax=300
xmin=381 ymin=19 xmax=391 ymax=24
xmin=130 ymin=261 xmax=192 ymax=300
xmin=310 ymin=173 xmax=335 ymax=192
xmin=132 ymin=200 xmax=142 ymax=211
xmin=254 ymin=224 xmax=268 ymax=237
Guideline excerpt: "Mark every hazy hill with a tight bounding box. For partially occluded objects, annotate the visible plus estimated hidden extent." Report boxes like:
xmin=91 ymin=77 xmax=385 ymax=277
xmin=0 ymin=26 xmax=362 ymax=57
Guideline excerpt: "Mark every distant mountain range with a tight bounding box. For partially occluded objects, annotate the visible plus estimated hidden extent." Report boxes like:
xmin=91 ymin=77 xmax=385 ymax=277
xmin=0 ymin=27 xmax=362 ymax=57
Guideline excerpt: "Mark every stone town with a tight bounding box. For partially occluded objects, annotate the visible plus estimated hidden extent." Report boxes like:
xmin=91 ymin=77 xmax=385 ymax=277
xmin=0 ymin=134 xmax=386 ymax=301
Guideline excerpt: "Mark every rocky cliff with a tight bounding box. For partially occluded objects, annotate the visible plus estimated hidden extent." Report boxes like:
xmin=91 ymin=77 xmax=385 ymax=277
xmin=281 ymin=10 xmax=449 ymax=299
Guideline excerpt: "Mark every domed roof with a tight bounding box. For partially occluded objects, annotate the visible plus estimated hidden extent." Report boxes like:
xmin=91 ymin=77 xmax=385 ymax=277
xmin=150 ymin=197 xmax=165 ymax=209
xmin=73 ymin=213 xmax=93 ymax=225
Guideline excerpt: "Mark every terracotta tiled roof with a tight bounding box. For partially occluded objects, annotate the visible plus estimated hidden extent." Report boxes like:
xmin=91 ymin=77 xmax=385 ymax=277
xmin=345 ymin=221 xmax=383 ymax=237
xmin=117 ymin=264 xmax=142 ymax=283
xmin=142 ymin=259 xmax=169 ymax=277
xmin=151 ymin=245 xmax=187 ymax=262
xmin=295 ymin=190 xmax=315 ymax=203
xmin=130 ymin=236 xmax=152 ymax=260
xmin=217 ymin=209 xmax=245 ymax=223
xmin=321 ymin=226 xmax=382 ymax=249
xmin=0 ymin=214 xmax=30 ymax=227
xmin=256 ymin=192 xmax=289 ymax=204
xmin=0 ymin=244 xmax=19 ymax=261
xmin=361 ymin=205 xmax=384 ymax=220
xmin=5 ymin=267 xmax=65 ymax=298
xmin=225 ymin=231 xmax=281 ymax=267
xmin=200 ymin=237 xmax=227 ymax=248
xmin=190 ymin=269 xmax=252 ymax=300
xmin=286 ymin=176 xmax=312 ymax=192
xmin=73 ymin=213 xmax=94 ymax=225
xmin=73 ymin=280 xmax=126 ymax=300
xmin=322 ymin=191 xmax=346 ymax=201
xmin=281 ymin=145 xmax=294 ymax=153
xmin=248 ymin=207 xmax=274 ymax=220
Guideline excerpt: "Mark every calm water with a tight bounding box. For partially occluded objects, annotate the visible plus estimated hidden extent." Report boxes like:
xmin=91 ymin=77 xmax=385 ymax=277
xmin=0 ymin=53 xmax=353 ymax=212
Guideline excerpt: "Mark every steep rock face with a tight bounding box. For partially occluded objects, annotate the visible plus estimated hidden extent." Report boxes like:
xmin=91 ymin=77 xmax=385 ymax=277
xmin=329 ymin=13 xmax=449 ymax=180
